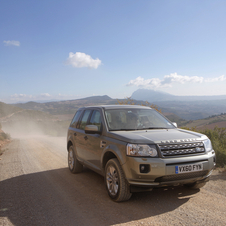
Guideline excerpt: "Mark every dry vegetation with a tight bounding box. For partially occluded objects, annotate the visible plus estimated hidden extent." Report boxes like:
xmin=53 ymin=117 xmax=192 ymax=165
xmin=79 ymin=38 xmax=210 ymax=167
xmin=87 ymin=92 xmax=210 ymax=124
xmin=181 ymin=126 xmax=226 ymax=167
xmin=0 ymin=123 xmax=10 ymax=155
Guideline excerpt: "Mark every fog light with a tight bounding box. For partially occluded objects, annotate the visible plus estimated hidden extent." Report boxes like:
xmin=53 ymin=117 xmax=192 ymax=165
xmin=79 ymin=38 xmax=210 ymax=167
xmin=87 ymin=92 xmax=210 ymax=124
xmin=140 ymin=164 xmax=150 ymax=173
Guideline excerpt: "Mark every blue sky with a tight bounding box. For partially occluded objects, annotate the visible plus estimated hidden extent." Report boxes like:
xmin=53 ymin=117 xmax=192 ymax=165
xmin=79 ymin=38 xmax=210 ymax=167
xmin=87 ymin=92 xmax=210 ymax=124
xmin=1 ymin=0 xmax=226 ymax=103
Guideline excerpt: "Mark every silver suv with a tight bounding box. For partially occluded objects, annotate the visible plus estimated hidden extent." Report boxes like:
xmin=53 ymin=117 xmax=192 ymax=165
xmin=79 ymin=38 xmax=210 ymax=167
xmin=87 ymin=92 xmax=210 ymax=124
xmin=67 ymin=105 xmax=216 ymax=202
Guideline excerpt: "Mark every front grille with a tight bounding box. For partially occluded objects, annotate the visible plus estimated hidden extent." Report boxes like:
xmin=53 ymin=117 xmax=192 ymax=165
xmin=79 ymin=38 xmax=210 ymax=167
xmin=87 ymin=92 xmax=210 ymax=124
xmin=159 ymin=142 xmax=205 ymax=157
xmin=154 ymin=170 xmax=209 ymax=182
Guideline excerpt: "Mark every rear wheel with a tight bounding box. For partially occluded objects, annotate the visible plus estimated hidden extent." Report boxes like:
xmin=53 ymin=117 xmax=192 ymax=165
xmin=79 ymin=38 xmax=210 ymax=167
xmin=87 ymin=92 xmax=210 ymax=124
xmin=105 ymin=158 xmax=132 ymax=202
xmin=68 ymin=146 xmax=83 ymax=174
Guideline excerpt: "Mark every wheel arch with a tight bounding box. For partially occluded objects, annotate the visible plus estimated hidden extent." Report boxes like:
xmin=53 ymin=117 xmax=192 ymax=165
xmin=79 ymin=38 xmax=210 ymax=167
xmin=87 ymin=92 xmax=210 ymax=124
xmin=101 ymin=144 xmax=127 ymax=171
xmin=102 ymin=151 xmax=118 ymax=170
xmin=67 ymin=140 xmax=73 ymax=151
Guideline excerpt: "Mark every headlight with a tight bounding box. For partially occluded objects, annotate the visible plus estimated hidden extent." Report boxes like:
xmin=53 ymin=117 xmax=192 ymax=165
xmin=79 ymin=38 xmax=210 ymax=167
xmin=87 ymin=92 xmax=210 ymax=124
xmin=127 ymin=144 xmax=158 ymax=157
xmin=203 ymin=139 xmax=212 ymax=152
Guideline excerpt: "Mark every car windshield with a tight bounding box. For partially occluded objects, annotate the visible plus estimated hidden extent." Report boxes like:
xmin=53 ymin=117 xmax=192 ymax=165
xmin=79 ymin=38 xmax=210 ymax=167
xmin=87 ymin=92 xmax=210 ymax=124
xmin=104 ymin=108 xmax=175 ymax=131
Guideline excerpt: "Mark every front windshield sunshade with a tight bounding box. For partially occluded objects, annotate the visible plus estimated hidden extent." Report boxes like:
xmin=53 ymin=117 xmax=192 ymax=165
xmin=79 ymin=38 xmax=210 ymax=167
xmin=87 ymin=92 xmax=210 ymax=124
xmin=104 ymin=108 xmax=175 ymax=131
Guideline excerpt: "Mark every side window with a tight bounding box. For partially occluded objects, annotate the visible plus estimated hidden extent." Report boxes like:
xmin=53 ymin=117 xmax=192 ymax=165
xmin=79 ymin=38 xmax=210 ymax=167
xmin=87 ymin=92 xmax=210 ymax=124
xmin=78 ymin=110 xmax=92 ymax=130
xmin=89 ymin=110 xmax=102 ymax=131
xmin=70 ymin=110 xmax=82 ymax=128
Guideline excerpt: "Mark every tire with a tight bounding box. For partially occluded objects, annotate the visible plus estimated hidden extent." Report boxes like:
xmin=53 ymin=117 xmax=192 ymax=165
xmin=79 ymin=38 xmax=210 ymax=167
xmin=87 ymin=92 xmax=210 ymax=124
xmin=184 ymin=181 xmax=206 ymax=189
xmin=105 ymin=158 xmax=132 ymax=202
xmin=68 ymin=145 xmax=83 ymax=174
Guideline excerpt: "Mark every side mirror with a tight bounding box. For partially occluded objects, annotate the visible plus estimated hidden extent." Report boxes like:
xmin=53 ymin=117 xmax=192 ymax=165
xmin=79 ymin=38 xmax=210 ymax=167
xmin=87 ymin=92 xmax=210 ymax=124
xmin=172 ymin=122 xmax=177 ymax=128
xmin=85 ymin=125 xmax=101 ymax=134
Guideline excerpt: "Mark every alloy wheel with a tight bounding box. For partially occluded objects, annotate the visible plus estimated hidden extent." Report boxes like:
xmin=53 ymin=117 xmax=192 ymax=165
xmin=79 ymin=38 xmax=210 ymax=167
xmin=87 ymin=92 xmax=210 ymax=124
xmin=68 ymin=148 xmax=74 ymax=170
xmin=106 ymin=165 xmax=119 ymax=195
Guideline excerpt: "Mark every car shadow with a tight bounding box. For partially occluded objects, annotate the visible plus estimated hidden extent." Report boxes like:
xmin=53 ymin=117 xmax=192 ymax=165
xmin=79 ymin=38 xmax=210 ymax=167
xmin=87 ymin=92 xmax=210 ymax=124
xmin=0 ymin=167 xmax=200 ymax=226
xmin=209 ymin=170 xmax=226 ymax=181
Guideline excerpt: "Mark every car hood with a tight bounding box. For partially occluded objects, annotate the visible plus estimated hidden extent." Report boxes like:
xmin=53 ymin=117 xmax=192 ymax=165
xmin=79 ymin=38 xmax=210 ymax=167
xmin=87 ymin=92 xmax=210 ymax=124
xmin=108 ymin=128 xmax=207 ymax=144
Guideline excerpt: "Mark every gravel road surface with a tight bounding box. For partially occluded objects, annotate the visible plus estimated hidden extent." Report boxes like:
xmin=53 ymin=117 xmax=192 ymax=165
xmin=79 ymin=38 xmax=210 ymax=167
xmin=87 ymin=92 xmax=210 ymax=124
xmin=0 ymin=137 xmax=226 ymax=226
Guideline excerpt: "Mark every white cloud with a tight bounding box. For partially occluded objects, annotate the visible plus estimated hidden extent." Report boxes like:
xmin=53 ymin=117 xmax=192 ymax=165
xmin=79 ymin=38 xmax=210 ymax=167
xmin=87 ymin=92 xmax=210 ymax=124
xmin=66 ymin=52 xmax=101 ymax=69
xmin=127 ymin=73 xmax=225 ymax=89
xmin=205 ymin=75 xmax=226 ymax=82
xmin=3 ymin=40 xmax=20 ymax=47
xmin=41 ymin=93 xmax=51 ymax=97
xmin=127 ymin=76 xmax=162 ymax=88
xmin=163 ymin=73 xmax=204 ymax=85
xmin=11 ymin=94 xmax=27 ymax=98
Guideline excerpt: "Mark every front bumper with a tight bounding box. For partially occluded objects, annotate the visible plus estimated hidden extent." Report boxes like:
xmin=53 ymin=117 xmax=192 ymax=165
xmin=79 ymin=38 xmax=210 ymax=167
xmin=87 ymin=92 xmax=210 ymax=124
xmin=122 ymin=150 xmax=216 ymax=188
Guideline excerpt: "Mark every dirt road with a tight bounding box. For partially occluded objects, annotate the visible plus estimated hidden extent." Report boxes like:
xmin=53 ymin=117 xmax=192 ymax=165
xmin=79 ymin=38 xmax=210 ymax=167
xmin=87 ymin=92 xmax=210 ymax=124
xmin=0 ymin=137 xmax=226 ymax=226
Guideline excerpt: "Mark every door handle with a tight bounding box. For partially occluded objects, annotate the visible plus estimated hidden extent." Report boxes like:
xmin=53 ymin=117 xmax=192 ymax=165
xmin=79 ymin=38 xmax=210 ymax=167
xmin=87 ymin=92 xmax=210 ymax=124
xmin=100 ymin=140 xmax=106 ymax=148
xmin=84 ymin=136 xmax=88 ymax=140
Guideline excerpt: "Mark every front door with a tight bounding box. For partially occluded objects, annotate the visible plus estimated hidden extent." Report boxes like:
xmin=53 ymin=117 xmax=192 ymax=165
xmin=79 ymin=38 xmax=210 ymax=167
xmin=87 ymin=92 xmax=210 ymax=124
xmin=75 ymin=109 xmax=92 ymax=161
xmin=84 ymin=110 xmax=103 ymax=171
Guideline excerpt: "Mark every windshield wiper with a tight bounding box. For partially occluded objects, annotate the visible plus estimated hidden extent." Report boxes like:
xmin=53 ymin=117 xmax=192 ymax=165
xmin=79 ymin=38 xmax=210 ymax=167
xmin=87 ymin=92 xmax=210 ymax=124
xmin=110 ymin=127 xmax=169 ymax=131
xmin=109 ymin=128 xmax=139 ymax=131
xmin=146 ymin=127 xmax=168 ymax=130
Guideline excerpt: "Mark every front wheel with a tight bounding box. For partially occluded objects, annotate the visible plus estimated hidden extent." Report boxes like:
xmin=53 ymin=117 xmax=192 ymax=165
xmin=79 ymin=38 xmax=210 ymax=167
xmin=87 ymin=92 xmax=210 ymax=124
xmin=105 ymin=158 xmax=132 ymax=202
xmin=68 ymin=146 xmax=83 ymax=174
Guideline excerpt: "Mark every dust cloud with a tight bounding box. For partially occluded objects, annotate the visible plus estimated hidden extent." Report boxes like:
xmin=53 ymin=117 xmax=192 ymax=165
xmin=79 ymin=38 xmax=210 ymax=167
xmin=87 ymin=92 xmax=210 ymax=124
xmin=2 ymin=120 xmax=68 ymax=139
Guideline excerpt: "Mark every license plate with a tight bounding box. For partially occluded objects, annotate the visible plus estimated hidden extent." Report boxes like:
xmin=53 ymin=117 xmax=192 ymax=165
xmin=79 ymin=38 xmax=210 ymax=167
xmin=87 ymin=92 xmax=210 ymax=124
xmin=175 ymin=163 xmax=203 ymax=174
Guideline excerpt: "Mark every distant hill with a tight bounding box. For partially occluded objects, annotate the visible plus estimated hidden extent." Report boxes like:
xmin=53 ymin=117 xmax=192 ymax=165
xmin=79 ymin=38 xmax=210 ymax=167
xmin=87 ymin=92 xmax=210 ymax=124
xmin=131 ymin=89 xmax=226 ymax=102
xmin=156 ymin=99 xmax=226 ymax=120
xmin=163 ymin=112 xmax=187 ymax=126
xmin=12 ymin=95 xmax=113 ymax=115
xmin=131 ymin=89 xmax=226 ymax=120
xmin=79 ymin=95 xmax=112 ymax=102
xmin=182 ymin=113 xmax=226 ymax=130
xmin=7 ymin=92 xmax=226 ymax=121
xmin=0 ymin=102 xmax=23 ymax=118
xmin=131 ymin=89 xmax=174 ymax=102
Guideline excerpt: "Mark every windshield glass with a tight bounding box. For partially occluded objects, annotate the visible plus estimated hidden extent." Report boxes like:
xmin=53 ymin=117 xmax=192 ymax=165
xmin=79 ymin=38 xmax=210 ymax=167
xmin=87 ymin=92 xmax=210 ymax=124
xmin=104 ymin=108 xmax=175 ymax=131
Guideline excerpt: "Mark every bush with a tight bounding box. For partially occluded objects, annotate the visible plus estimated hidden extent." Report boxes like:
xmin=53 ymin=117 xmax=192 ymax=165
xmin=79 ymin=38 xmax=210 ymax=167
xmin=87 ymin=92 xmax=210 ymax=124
xmin=0 ymin=132 xmax=10 ymax=141
xmin=200 ymin=127 xmax=226 ymax=167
